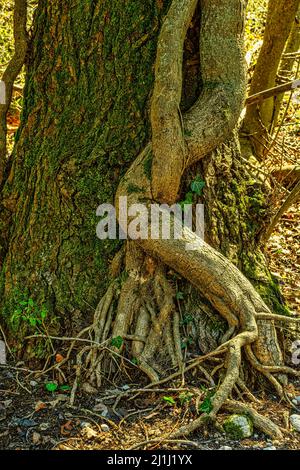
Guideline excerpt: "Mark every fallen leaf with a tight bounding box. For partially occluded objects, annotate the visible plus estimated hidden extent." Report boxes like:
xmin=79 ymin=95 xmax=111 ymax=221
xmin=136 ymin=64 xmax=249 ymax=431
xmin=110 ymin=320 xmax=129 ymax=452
xmin=55 ymin=353 xmax=64 ymax=363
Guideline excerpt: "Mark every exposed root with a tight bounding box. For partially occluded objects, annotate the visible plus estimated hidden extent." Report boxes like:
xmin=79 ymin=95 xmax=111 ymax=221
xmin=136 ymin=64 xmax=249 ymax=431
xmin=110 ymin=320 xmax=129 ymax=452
xmin=222 ymin=400 xmax=283 ymax=439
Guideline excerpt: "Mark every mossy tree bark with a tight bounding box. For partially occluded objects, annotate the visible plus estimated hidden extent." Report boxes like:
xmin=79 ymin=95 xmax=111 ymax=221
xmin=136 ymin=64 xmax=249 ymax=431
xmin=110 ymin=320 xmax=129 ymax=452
xmin=0 ymin=0 xmax=297 ymax=435
xmin=0 ymin=0 xmax=171 ymax=354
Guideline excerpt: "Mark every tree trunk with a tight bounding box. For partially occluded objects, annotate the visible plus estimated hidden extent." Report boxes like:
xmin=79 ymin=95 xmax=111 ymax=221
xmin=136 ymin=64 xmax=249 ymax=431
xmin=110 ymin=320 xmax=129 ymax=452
xmin=0 ymin=0 xmax=171 ymax=353
xmin=243 ymin=0 xmax=300 ymax=157
xmin=0 ymin=0 xmax=296 ymax=439
xmin=272 ymin=6 xmax=300 ymax=130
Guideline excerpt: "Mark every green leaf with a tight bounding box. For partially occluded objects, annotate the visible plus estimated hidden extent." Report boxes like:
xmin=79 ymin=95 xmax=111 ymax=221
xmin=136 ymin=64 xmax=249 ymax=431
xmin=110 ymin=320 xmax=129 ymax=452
xmin=191 ymin=177 xmax=205 ymax=195
xmin=29 ymin=317 xmax=37 ymax=327
xmin=131 ymin=357 xmax=139 ymax=365
xmin=179 ymin=392 xmax=193 ymax=405
xmin=163 ymin=396 xmax=176 ymax=405
xmin=199 ymin=396 xmax=213 ymax=414
xmin=40 ymin=309 xmax=47 ymax=320
xmin=176 ymin=291 xmax=184 ymax=300
xmin=111 ymin=336 xmax=123 ymax=349
xmin=59 ymin=385 xmax=71 ymax=391
xmin=28 ymin=298 xmax=34 ymax=307
xmin=20 ymin=301 xmax=28 ymax=307
xmin=45 ymin=382 xmax=58 ymax=393
xmin=183 ymin=129 xmax=192 ymax=137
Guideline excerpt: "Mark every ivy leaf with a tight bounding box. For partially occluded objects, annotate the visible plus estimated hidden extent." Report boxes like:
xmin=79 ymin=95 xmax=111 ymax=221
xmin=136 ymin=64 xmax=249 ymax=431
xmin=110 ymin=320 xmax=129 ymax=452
xmin=163 ymin=396 xmax=176 ymax=405
xmin=111 ymin=336 xmax=123 ymax=349
xmin=45 ymin=382 xmax=58 ymax=393
xmin=59 ymin=385 xmax=71 ymax=392
xmin=176 ymin=291 xmax=184 ymax=300
xmin=191 ymin=178 xmax=205 ymax=196
xmin=199 ymin=396 xmax=213 ymax=414
xmin=29 ymin=317 xmax=37 ymax=327
xmin=40 ymin=308 xmax=47 ymax=320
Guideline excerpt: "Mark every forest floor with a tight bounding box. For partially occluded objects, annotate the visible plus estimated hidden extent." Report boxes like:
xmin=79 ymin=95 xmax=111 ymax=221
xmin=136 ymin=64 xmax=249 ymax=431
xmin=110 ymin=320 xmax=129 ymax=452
xmin=0 ymin=201 xmax=299 ymax=451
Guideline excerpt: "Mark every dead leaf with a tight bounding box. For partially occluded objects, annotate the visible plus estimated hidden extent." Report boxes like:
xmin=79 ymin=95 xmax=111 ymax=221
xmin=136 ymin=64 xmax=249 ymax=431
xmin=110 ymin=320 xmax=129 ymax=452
xmin=35 ymin=401 xmax=47 ymax=412
xmin=55 ymin=353 xmax=64 ymax=363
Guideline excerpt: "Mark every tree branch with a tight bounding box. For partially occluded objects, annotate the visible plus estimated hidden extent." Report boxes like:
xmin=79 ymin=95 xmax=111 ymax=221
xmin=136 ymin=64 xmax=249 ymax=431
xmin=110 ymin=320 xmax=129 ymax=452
xmin=150 ymin=0 xmax=246 ymax=204
xmin=262 ymin=179 xmax=300 ymax=242
xmin=246 ymin=79 xmax=300 ymax=106
xmin=0 ymin=0 xmax=27 ymax=185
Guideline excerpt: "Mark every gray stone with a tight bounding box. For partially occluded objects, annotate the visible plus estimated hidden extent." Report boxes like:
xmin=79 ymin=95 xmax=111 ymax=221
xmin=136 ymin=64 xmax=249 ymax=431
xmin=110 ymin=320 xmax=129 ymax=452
xmin=290 ymin=414 xmax=300 ymax=432
xmin=32 ymin=432 xmax=41 ymax=445
xmin=219 ymin=446 xmax=232 ymax=450
xmin=93 ymin=402 xmax=108 ymax=417
xmin=30 ymin=380 xmax=39 ymax=387
xmin=263 ymin=446 xmax=276 ymax=450
xmin=223 ymin=414 xmax=253 ymax=439
xmin=100 ymin=423 xmax=110 ymax=432
xmin=265 ymin=442 xmax=274 ymax=447
xmin=292 ymin=399 xmax=298 ymax=406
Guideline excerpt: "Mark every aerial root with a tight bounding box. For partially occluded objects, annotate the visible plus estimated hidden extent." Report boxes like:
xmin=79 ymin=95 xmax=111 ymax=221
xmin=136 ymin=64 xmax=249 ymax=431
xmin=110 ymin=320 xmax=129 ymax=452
xmin=222 ymin=400 xmax=283 ymax=439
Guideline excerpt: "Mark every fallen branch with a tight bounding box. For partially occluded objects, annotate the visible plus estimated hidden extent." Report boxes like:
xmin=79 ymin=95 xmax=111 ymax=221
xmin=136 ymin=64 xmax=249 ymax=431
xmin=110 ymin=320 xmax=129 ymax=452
xmin=246 ymin=79 xmax=300 ymax=106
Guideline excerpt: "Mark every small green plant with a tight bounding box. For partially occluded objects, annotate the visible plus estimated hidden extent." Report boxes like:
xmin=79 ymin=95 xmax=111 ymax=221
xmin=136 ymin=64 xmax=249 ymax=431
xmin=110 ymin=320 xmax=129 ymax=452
xmin=179 ymin=175 xmax=205 ymax=208
xmin=190 ymin=175 xmax=205 ymax=196
xmin=59 ymin=385 xmax=71 ymax=392
xmin=45 ymin=382 xmax=70 ymax=393
xmin=45 ymin=382 xmax=58 ymax=393
xmin=179 ymin=391 xmax=193 ymax=405
xmin=176 ymin=291 xmax=184 ymax=300
xmin=199 ymin=389 xmax=215 ymax=414
xmin=111 ymin=336 xmax=123 ymax=349
xmin=179 ymin=191 xmax=193 ymax=209
xmin=163 ymin=396 xmax=176 ymax=405
xmin=181 ymin=336 xmax=193 ymax=349
xmin=199 ymin=396 xmax=213 ymax=414
xmin=11 ymin=297 xmax=48 ymax=329
xmin=180 ymin=314 xmax=193 ymax=326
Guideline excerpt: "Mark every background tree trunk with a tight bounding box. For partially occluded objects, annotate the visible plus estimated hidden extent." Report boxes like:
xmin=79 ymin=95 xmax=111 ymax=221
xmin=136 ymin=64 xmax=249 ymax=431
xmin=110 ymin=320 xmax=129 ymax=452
xmin=243 ymin=0 xmax=300 ymax=156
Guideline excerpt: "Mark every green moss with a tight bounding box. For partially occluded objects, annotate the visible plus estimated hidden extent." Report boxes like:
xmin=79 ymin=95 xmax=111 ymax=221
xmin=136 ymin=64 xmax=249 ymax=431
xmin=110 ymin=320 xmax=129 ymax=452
xmin=143 ymin=151 xmax=153 ymax=180
xmin=223 ymin=414 xmax=253 ymax=439
xmin=127 ymin=183 xmax=144 ymax=194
